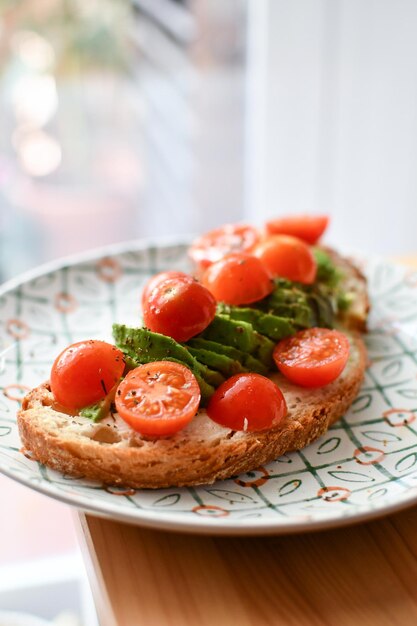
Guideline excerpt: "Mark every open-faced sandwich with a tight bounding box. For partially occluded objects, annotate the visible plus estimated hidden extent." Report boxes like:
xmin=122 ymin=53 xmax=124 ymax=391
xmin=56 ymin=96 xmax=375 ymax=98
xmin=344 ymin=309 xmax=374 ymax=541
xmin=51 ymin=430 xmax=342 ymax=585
xmin=18 ymin=216 xmax=369 ymax=488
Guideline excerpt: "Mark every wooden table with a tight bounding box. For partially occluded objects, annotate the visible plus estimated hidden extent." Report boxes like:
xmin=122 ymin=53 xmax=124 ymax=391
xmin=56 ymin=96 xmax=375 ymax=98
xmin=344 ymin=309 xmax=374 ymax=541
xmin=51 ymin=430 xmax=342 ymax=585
xmin=77 ymin=508 xmax=417 ymax=626
xmin=77 ymin=257 xmax=417 ymax=626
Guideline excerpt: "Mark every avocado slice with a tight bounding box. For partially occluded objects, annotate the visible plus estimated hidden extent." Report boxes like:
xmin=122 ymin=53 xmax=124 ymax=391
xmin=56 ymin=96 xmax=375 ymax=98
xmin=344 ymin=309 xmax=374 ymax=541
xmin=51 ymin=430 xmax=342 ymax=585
xmin=79 ymin=399 xmax=109 ymax=422
xmin=264 ymin=303 xmax=314 ymax=328
xmin=253 ymin=332 xmax=275 ymax=369
xmin=112 ymin=324 xmax=217 ymax=403
xmin=307 ymin=292 xmax=334 ymax=328
xmin=187 ymin=338 xmax=269 ymax=375
xmin=313 ymin=248 xmax=343 ymax=288
xmin=264 ymin=288 xmax=307 ymax=309
xmin=254 ymin=275 xmax=336 ymax=329
xmin=186 ymin=346 xmax=245 ymax=377
xmin=200 ymin=315 xmax=258 ymax=354
xmin=200 ymin=315 xmax=274 ymax=368
xmin=113 ymin=323 xmax=196 ymax=367
xmin=218 ymin=304 xmax=296 ymax=341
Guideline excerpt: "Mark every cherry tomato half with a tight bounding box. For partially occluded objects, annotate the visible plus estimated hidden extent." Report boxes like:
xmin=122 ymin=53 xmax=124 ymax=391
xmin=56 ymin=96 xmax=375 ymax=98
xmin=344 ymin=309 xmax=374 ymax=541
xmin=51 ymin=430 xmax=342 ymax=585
xmin=265 ymin=215 xmax=329 ymax=244
xmin=115 ymin=361 xmax=201 ymax=436
xmin=189 ymin=223 xmax=260 ymax=272
xmin=142 ymin=271 xmax=216 ymax=342
xmin=254 ymin=235 xmax=317 ymax=284
xmin=202 ymin=252 xmax=273 ymax=306
xmin=50 ymin=340 xmax=125 ymax=409
xmin=273 ymin=328 xmax=350 ymax=388
xmin=207 ymin=373 xmax=287 ymax=432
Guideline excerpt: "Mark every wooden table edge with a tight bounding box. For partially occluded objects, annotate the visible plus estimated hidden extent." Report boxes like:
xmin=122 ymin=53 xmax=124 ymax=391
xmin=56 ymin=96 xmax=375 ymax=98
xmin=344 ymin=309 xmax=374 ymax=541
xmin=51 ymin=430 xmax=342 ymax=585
xmin=74 ymin=511 xmax=118 ymax=626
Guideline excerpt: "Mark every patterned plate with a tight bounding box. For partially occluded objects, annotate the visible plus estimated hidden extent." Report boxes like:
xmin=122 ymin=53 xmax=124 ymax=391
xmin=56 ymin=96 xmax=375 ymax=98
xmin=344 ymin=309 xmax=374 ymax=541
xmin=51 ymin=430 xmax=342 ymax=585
xmin=1 ymin=239 xmax=417 ymax=535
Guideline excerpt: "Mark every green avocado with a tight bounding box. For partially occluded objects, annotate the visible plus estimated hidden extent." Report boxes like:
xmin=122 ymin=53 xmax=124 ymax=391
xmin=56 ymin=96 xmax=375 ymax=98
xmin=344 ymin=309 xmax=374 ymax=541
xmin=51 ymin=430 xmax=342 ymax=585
xmin=79 ymin=400 xmax=108 ymax=422
xmin=337 ymin=291 xmax=354 ymax=311
xmin=263 ymin=302 xmax=314 ymax=328
xmin=307 ymin=291 xmax=334 ymax=328
xmin=113 ymin=323 xmax=195 ymax=367
xmin=187 ymin=338 xmax=269 ymax=375
xmin=186 ymin=346 xmax=245 ymax=377
xmin=218 ymin=304 xmax=296 ymax=340
xmin=200 ymin=315 xmax=258 ymax=353
xmin=112 ymin=324 xmax=217 ymax=403
xmin=257 ymin=277 xmax=336 ymax=329
xmin=253 ymin=332 xmax=275 ymax=368
xmin=200 ymin=315 xmax=274 ymax=368
xmin=313 ymin=248 xmax=343 ymax=288
xmin=256 ymin=281 xmax=312 ymax=322
xmin=264 ymin=290 xmax=307 ymax=309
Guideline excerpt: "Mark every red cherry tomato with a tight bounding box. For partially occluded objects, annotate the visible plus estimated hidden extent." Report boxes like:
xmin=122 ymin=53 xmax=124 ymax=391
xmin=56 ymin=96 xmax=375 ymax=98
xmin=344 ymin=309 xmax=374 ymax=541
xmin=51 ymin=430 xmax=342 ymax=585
xmin=254 ymin=235 xmax=317 ymax=284
xmin=207 ymin=373 xmax=287 ymax=432
xmin=265 ymin=215 xmax=329 ymax=244
xmin=189 ymin=224 xmax=260 ymax=271
xmin=201 ymin=252 xmax=273 ymax=305
xmin=142 ymin=271 xmax=216 ymax=342
xmin=50 ymin=340 xmax=125 ymax=409
xmin=273 ymin=328 xmax=350 ymax=388
xmin=115 ymin=361 xmax=201 ymax=436
xmin=141 ymin=271 xmax=184 ymax=308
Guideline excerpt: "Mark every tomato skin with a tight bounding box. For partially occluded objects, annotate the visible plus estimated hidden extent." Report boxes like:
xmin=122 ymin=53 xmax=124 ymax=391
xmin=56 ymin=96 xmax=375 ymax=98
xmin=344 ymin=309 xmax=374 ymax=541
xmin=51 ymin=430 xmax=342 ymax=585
xmin=207 ymin=373 xmax=287 ymax=432
xmin=50 ymin=340 xmax=125 ymax=409
xmin=202 ymin=252 xmax=274 ymax=305
xmin=142 ymin=272 xmax=216 ymax=342
xmin=141 ymin=271 xmax=184 ymax=309
xmin=115 ymin=361 xmax=200 ymax=436
xmin=254 ymin=235 xmax=317 ymax=284
xmin=265 ymin=215 xmax=329 ymax=244
xmin=273 ymin=328 xmax=350 ymax=388
xmin=189 ymin=224 xmax=260 ymax=272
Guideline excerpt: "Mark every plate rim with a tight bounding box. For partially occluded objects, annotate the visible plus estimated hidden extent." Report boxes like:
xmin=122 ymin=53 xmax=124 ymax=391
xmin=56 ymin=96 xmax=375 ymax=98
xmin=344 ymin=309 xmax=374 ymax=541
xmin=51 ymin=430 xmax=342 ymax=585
xmin=3 ymin=458 xmax=417 ymax=535
xmin=1 ymin=237 xmax=416 ymax=535
xmin=0 ymin=233 xmax=196 ymax=301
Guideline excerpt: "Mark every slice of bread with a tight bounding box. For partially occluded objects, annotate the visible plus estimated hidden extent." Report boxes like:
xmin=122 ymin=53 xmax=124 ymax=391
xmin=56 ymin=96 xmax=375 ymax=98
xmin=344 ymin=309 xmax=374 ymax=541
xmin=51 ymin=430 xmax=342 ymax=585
xmin=18 ymin=330 xmax=366 ymax=489
xmin=17 ymin=251 xmax=368 ymax=489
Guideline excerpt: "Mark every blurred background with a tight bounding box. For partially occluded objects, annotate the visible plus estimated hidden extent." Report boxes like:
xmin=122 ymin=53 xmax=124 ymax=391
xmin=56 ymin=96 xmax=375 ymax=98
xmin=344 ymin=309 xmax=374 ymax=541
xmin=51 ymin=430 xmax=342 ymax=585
xmin=0 ymin=0 xmax=247 ymax=283
xmin=1 ymin=0 xmax=416 ymax=623
xmin=1 ymin=0 xmax=416 ymax=286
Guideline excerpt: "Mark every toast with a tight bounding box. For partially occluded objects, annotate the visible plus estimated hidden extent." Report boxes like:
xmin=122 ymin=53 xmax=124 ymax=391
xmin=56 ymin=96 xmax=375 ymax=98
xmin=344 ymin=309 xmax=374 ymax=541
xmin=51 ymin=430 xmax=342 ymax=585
xmin=17 ymin=249 xmax=369 ymax=489
xmin=18 ymin=330 xmax=366 ymax=488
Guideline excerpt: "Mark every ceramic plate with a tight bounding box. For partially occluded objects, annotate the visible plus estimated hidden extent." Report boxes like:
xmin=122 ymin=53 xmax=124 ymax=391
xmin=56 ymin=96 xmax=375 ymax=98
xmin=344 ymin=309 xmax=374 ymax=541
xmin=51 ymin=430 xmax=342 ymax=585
xmin=1 ymin=239 xmax=417 ymax=535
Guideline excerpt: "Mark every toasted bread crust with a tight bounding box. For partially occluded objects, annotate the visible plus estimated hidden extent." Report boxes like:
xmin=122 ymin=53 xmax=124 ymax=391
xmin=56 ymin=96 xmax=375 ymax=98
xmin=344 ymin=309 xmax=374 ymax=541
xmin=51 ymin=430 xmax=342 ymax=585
xmin=17 ymin=332 xmax=366 ymax=489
